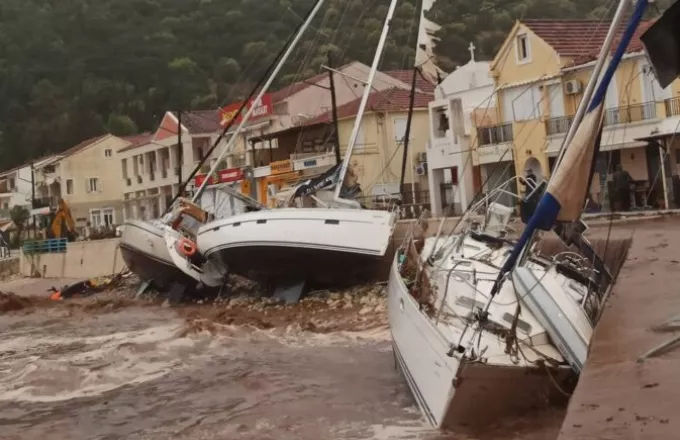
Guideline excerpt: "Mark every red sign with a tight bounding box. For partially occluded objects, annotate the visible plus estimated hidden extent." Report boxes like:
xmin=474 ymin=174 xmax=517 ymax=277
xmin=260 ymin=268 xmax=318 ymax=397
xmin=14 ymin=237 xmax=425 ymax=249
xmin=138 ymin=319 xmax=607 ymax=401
xmin=194 ymin=168 xmax=244 ymax=187
xmin=219 ymin=94 xmax=273 ymax=127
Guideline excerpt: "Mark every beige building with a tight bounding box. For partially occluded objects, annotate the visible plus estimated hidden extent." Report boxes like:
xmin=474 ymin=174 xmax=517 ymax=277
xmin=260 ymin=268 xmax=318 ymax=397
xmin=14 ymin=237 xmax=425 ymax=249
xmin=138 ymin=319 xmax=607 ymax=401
xmin=34 ymin=135 xmax=138 ymax=231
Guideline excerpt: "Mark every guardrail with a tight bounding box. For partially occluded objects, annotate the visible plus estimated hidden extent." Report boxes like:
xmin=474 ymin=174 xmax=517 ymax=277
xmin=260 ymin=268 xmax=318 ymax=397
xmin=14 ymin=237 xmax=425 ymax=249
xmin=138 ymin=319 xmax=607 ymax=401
xmin=22 ymin=238 xmax=67 ymax=254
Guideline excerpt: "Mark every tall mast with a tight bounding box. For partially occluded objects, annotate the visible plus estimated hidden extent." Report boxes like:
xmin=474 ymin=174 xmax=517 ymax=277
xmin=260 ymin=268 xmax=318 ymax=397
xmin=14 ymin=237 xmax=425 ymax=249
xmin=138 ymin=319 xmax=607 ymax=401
xmin=332 ymin=0 xmax=401 ymax=207
xmin=191 ymin=0 xmax=329 ymax=202
xmin=327 ymin=52 xmax=342 ymax=165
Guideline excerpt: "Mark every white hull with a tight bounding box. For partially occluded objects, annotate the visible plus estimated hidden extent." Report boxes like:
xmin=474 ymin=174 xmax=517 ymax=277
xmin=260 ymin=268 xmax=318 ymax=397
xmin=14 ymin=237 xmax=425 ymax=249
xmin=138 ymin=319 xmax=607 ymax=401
xmin=388 ymin=236 xmax=580 ymax=430
xmin=119 ymin=219 xmax=199 ymax=289
xmin=195 ymin=208 xmax=396 ymax=284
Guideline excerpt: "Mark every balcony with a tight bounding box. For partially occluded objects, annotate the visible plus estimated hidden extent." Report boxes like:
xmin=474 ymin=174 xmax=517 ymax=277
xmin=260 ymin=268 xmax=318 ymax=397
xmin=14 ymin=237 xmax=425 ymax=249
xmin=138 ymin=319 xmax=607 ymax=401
xmin=477 ymin=123 xmax=513 ymax=146
xmin=545 ymin=115 xmax=574 ymax=136
xmin=604 ymin=102 xmax=656 ymax=126
xmin=665 ymin=96 xmax=680 ymax=117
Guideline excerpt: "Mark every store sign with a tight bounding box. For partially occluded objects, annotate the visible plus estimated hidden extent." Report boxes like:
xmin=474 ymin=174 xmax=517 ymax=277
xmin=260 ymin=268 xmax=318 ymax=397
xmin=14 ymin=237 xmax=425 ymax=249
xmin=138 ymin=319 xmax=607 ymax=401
xmin=194 ymin=168 xmax=244 ymax=187
xmin=476 ymin=144 xmax=513 ymax=165
xmin=271 ymin=159 xmax=292 ymax=175
xmin=219 ymin=94 xmax=273 ymax=127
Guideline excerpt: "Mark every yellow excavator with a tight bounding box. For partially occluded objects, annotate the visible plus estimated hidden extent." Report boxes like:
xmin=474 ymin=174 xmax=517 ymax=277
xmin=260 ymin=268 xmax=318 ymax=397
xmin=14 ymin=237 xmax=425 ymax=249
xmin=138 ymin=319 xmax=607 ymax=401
xmin=45 ymin=198 xmax=77 ymax=241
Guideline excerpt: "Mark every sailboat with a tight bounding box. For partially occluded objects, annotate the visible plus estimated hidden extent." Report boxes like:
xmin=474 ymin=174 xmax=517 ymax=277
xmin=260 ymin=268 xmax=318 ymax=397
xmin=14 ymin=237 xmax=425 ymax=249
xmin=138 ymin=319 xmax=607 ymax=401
xmin=165 ymin=0 xmax=403 ymax=289
xmin=387 ymin=0 xmax=675 ymax=430
xmin=119 ymin=0 xmax=324 ymax=292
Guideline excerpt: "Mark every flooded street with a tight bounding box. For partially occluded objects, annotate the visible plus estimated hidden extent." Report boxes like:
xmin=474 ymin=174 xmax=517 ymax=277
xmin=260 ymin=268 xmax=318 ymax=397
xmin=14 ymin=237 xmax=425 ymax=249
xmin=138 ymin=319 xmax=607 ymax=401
xmin=0 ymin=290 xmax=565 ymax=440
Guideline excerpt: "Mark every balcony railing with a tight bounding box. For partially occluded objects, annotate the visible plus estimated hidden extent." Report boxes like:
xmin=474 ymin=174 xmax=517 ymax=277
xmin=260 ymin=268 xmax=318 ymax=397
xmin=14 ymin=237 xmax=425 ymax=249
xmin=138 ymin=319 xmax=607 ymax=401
xmin=477 ymin=123 xmax=513 ymax=146
xmin=604 ymin=102 xmax=656 ymax=126
xmin=665 ymin=96 xmax=680 ymax=117
xmin=545 ymin=115 xmax=574 ymax=136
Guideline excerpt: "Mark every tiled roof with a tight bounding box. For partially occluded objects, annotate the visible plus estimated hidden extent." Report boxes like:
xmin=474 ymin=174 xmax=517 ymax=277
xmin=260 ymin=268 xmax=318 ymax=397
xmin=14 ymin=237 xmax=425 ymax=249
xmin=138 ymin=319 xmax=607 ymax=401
xmin=118 ymin=132 xmax=154 ymax=153
xmin=522 ymin=19 xmax=653 ymax=65
xmin=270 ymin=62 xmax=356 ymax=103
xmin=384 ymin=70 xmax=436 ymax=94
xmin=173 ymin=110 xmax=222 ymax=134
xmin=303 ymin=87 xmax=432 ymax=126
xmin=60 ymin=134 xmax=110 ymax=157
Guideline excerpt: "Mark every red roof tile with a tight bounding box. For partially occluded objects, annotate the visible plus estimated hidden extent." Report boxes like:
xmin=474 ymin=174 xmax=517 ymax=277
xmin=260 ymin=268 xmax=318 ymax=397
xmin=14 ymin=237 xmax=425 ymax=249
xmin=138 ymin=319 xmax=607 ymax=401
xmin=384 ymin=70 xmax=436 ymax=94
xmin=523 ymin=19 xmax=653 ymax=65
xmin=118 ymin=132 xmax=154 ymax=153
xmin=174 ymin=110 xmax=222 ymax=134
xmin=302 ymin=87 xmax=431 ymax=126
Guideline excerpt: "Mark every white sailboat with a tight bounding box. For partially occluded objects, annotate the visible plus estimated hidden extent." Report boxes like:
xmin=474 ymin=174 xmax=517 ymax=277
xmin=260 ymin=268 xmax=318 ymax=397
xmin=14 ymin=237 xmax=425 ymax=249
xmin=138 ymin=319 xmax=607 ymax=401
xmin=388 ymin=0 xmax=654 ymax=430
xmin=120 ymin=0 xmax=327 ymax=291
xmin=166 ymin=0 xmax=404 ymax=289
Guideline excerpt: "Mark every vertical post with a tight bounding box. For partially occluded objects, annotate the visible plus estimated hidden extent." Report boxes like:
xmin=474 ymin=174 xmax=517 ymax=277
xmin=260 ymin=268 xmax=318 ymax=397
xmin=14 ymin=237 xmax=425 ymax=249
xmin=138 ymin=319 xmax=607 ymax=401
xmin=400 ymin=66 xmax=419 ymax=190
xmin=177 ymin=110 xmax=183 ymax=197
xmin=327 ymin=51 xmax=342 ymax=165
xmin=660 ymin=140 xmax=670 ymax=209
xmin=31 ymin=162 xmax=36 ymax=239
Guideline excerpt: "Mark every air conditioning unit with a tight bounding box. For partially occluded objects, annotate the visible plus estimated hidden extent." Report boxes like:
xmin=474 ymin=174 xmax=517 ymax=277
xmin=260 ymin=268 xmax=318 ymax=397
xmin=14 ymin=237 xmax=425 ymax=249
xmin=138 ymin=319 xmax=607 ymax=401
xmin=564 ymin=79 xmax=582 ymax=95
xmin=417 ymin=152 xmax=428 ymax=162
xmin=415 ymin=163 xmax=427 ymax=176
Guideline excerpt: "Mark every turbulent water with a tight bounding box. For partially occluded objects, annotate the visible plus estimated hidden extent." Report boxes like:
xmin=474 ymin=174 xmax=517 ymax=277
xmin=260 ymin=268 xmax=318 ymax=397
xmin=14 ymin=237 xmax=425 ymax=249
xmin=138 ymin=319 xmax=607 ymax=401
xmin=0 ymin=298 xmax=565 ymax=440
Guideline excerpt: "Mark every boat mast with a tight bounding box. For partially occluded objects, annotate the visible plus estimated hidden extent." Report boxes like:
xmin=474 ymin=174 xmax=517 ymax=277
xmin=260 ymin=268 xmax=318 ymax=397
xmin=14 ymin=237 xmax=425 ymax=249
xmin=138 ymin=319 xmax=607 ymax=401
xmin=190 ymin=0 xmax=329 ymax=203
xmin=332 ymin=0 xmax=402 ymax=207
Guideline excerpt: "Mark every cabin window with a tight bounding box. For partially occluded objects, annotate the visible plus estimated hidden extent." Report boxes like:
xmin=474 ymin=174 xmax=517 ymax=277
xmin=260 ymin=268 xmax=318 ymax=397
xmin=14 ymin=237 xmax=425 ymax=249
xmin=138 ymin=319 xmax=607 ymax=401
xmin=66 ymin=179 xmax=74 ymax=195
xmin=516 ymin=34 xmax=531 ymax=63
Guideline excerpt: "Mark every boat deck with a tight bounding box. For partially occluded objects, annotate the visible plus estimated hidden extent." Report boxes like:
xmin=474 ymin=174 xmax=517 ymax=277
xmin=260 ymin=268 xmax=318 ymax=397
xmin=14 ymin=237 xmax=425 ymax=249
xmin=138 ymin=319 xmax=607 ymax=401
xmin=557 ymin=218 xmax=680 ymax=440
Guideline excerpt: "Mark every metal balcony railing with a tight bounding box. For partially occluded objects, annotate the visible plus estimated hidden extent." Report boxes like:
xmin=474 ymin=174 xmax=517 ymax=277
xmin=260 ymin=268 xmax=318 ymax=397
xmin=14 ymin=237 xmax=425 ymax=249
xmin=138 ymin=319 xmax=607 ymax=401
xmin=477 ymin=123 xmax=513 ymax=146
xmin=604 ymin=102 xmax=656 ymax=126
xmin=665 ymin=96 xmax=680 ymax=117
xmin=545 ymin=115 xmax=574 ymax=135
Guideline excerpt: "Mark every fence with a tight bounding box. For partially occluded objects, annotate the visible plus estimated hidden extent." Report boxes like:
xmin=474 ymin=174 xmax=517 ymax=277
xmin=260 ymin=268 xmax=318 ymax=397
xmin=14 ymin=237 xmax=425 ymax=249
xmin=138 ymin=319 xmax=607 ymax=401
xmin=22 ymin=238 xmax=67 ymax=254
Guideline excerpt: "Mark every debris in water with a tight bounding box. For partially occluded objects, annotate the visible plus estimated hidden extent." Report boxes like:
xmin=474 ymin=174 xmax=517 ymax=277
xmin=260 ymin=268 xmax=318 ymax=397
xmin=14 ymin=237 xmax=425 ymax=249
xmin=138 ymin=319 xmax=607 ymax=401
xmin=0 ymin=291 xmax=33 ymax=313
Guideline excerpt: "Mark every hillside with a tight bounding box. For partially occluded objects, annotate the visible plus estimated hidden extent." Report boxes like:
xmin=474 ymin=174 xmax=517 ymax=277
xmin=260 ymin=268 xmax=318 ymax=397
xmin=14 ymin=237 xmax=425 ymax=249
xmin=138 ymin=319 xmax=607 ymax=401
xmin=0 ymin=0 xmax=669 ymax=170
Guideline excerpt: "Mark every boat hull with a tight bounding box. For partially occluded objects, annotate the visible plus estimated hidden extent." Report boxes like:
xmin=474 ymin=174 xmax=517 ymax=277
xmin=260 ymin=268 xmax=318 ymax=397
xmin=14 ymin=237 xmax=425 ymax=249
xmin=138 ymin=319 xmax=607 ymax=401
xmin=197 ymin=208 xmax=396 ymax=285
xmin=387 ymin=256 xmax=574 ymax=430
xmin=119 ymin=220 xmax=197 ymax=290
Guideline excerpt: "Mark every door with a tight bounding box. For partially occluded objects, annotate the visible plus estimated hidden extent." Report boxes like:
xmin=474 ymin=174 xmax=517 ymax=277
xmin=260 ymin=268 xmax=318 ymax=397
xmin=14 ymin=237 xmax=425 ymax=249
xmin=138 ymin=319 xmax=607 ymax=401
xmin=547 ymin=83 xmax=565 ymax=118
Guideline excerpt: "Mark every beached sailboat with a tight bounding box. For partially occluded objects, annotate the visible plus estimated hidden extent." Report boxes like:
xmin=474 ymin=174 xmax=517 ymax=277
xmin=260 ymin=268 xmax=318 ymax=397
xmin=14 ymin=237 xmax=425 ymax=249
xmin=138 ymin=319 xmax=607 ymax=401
xmin=119 ymin=0 xmax=325 ymax=291
xmin=166 ymin=0 xmax=403 ymax=289
xmin=388 ymin=0 xmax=657 ymax=430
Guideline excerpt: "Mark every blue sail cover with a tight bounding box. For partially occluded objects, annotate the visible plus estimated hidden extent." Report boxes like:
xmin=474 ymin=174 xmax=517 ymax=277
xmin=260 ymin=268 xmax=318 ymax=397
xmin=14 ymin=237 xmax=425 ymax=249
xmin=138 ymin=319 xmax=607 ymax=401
xmin=500 ymin=0 xmax=649 ymax=275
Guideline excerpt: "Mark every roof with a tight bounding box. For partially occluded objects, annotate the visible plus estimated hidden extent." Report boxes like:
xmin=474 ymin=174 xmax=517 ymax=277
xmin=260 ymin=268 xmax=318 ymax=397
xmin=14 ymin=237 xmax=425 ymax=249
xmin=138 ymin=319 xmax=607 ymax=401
xmin=384 ymin=70 xmax=436 ymax=94
xmin=60 ymin=134 xmax=110 ymax=157
xmin=270 ymin=62 xmax=356 ymax=103
xmin=173 ymin=110 xmax=221 ymax=134
xmin=522 ymin=19 xmax=653 ymax=65
xmin=118 ymin=132 xmax=154 ymax=153
xmin=303 ymin=87 xmax=432 ymax=126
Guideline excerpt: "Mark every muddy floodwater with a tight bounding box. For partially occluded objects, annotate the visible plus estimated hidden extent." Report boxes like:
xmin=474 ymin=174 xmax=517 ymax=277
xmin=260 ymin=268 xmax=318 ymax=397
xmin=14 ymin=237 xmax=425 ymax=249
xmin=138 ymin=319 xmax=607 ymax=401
xmin=0 ymin=287 xmax=565 ymax=440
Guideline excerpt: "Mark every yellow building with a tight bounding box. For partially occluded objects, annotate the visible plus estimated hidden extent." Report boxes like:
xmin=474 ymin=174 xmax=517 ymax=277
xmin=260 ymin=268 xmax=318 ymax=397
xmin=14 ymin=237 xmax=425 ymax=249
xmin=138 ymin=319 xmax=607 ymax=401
xmin=475 ymin=19 xmax=680 ymax=210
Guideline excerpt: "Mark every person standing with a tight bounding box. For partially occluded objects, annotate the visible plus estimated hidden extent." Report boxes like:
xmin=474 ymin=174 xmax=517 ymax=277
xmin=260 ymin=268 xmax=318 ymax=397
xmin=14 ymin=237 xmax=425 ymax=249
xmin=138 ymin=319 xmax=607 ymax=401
xmin=612 ymin=164 xmax=633 ymax=211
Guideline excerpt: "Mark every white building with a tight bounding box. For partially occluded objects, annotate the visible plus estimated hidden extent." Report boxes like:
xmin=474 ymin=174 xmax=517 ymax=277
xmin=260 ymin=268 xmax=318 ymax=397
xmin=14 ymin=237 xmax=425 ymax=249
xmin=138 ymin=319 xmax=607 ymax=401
xmin=426 ymin=47 xmax=495 ymax=216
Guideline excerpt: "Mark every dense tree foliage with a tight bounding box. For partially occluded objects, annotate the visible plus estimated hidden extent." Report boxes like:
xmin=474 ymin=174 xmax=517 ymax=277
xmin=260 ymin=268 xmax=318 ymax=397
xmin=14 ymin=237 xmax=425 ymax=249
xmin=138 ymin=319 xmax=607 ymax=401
xmin=0 ymin=0 xmax=671 ymax=170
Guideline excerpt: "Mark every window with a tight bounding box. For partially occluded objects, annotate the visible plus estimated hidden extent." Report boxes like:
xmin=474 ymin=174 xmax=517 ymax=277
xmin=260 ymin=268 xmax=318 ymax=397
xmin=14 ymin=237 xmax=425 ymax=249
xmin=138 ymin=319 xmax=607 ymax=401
xmin=7 ymin=177 xmax=15 ymax=191
xmin=502 ymin=85 xmax=542 ymax=122
xmin=90 ymin=208 xmax=114 ymax=228
xmin=66 ymin=179 xmax=74 ymax=195
xmin=104 ymin=149 xmax=113 ymax=158
xmin=516 ymin=34 xmax=531 ymax=63
xmin=393 ymin=117 xmax=408 ymax=142
xmin=86 ymin=177 xmax=100 ymax=193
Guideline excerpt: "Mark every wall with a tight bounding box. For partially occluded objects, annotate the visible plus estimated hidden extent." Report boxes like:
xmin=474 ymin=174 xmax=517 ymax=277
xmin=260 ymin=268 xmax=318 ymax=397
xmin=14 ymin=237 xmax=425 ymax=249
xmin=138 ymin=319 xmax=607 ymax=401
xmin=492 ymin=23 xmax=563 ymax=87
xmin=336 ymin=109 xmax=430 ymax=195
xmin=19 ymin=239 xmax=125 ymax=279
xmin=620 ymin=146 xmax=648 ymax=181
xmin=60 ymin=136 xmax=129 ymax=224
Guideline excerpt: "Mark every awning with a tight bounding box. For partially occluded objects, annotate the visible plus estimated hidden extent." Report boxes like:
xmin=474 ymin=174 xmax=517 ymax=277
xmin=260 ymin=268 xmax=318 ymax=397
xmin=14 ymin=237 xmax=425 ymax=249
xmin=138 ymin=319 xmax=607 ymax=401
xmin=497 ymin=74 xmax=561 ymax=90
xmin=634 ymin=116 xmax=680 ymax=142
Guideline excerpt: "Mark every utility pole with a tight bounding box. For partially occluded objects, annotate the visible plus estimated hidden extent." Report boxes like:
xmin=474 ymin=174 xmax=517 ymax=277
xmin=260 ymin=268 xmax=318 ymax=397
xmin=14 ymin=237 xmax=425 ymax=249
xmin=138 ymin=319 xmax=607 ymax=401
xmin=177 ymin=110 xmax=183 ymax=198
xmin=327 ymin=52 xmax=342 ymax=165
xmin=400 ymin=66 xmax=419 ymax=191
xmin=31 ymin=161 xmax=37 ymax=239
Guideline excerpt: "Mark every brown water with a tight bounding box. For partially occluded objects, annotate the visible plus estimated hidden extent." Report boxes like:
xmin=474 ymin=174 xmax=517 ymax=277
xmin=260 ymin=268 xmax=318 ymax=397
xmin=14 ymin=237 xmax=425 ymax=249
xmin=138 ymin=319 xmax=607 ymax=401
xmin=0 ymin=293 xmax=566 ymax=440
